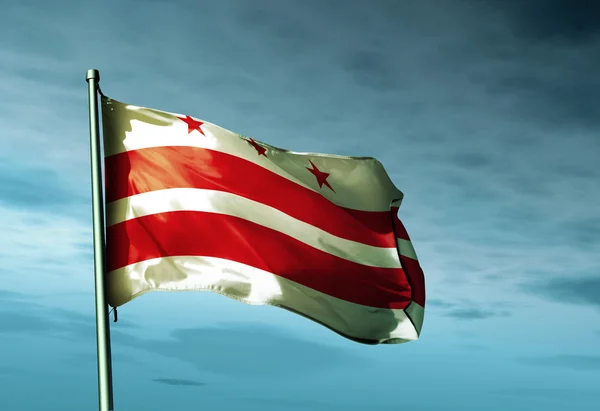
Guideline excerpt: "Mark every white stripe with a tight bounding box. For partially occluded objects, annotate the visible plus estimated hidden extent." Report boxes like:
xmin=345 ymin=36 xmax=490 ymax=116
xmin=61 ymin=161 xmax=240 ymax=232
xmin=102 ymin=99 xmax=404 ymax=212
xmin=405 ymin=301 xmax=424 ymax=335
xmin=390 ymin=198 xmax=418 ymax=261
xmin=107 ymin=255 xmax=420 ymax=343
xmin=397 ymin=238 xmax=418 ymax=261
xmin=107 ymin=188 xmax=402 ymax=269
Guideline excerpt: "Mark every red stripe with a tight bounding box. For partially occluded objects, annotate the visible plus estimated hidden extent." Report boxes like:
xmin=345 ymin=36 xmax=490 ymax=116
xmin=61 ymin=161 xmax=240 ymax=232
xmin=104 ymin=147 xmax=397 ymax=248
xmin=106 ymin=211 xmax=412 ymax=309
xmin=400 ymin=256 xmax=426 ymax=307
xmin=393 ymin=218 xmax=426 ymax=307
xmin=392 ymin=212 xmax=410 ymax=241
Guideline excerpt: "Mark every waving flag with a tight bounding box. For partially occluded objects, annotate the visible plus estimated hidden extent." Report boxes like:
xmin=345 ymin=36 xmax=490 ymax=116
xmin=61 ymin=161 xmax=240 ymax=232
xmin=101 ymin=96 xmax=425 ymax=344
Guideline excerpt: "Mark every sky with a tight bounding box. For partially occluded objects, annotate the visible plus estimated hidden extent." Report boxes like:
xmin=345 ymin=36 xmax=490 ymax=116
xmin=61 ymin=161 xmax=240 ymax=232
xmin=0 ymin=0 xmax=599 ymax=409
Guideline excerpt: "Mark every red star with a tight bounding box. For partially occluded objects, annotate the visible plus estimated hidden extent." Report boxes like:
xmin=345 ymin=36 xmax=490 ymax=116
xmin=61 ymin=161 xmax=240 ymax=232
xmin=247 ymin=138 xmax=267 ymax=157
xmin=177 ymin=115 xmax=205 ymax=135
xmin=306 ymin=160 xmax=335 ymax=192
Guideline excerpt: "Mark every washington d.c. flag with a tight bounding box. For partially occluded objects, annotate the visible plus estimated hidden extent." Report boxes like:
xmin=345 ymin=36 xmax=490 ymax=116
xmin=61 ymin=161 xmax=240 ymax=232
xmin=101 ymin=96 xmax=426 ymax=345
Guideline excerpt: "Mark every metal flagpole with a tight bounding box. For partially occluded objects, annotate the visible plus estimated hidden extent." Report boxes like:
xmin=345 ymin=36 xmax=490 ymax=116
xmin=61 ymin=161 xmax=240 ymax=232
xmin=86 ymin=69 xmax=115 ymax=411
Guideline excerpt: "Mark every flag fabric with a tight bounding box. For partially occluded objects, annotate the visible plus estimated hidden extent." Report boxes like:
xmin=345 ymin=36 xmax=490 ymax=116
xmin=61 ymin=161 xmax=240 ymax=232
xmin=101 ymin=96 xmax=426 ymax=344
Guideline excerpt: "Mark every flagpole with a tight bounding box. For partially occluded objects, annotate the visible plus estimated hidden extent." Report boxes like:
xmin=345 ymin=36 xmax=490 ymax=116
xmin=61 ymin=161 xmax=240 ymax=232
xmin=86 ymin=69 xmax=115 ymax=411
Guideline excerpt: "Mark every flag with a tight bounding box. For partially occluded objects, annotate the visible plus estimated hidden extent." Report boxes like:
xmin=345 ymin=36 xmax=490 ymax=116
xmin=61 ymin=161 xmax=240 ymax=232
xmin=101 ymin=96 xmax=426 ymax=344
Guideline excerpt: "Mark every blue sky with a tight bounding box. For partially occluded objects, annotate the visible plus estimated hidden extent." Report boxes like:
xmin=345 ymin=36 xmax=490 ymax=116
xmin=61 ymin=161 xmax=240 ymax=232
xmin=1 ymin=0 xmax=599 ymax=409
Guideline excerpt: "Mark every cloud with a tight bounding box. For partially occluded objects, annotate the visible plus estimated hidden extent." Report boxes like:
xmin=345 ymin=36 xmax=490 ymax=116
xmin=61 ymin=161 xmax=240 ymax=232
xmin=523 ymin=277 xmax=600 ymax=308
xmin=449 ymin=151 xmax=494 ymax=170
xmin=0 ymin=289 xmax=95 ymax=336
xmin=227 ymin=397 xmax=348 ymax=411
xmin=0 ymin=0 xmax=597 ymax=313
xmin=559 ymin=218 xmax=600 ymax=251
xmin=152 ymin=378 xmax=206 ymax=387
xmin=0 ymin=290 xmax=32 ymax=300
xmin=426 ymin=299 xmax=455 ymax=308
xmin=454 ymin=343 xmax=487 ymax=352
xmin=518 ymin=355 xmax=600 ymax=371
xmin=121 ymin=324 xmax=367 ymax=378
xmin=0 ymin=7 xmax=598 ymax=410
xmin=0 ymin=310 xmax=61 ymax=334
xmin=0 ymin=157 xmax=87 ymax=212
xmin=341 ymin=49 xmax=397 ymax=91
xmin=223 ymin=395 xmax=423 ymax=411
xmin=0 ymin=289 xmax=139 ymax=344
xmin=0 ymin=366 xmax=18 ymax=376
xmin=0 ymin=202 xmax=93 ymax=295
xmin=444 ymin=307 xmax=510 ymax=320
xmin=0 ymin=292 xmax=364 ymax=379
xmin=492 ymin=0 xmax=600 ymax=43
xmin=61 ymin=351 xmax=142 ymax=368
xmin=449 ymin=1 xmax=600 ymax=131
xmin=493 ymin=387 xmax=597 ymax=401
xmin=427 ymin=298 xmax=512 ymax=320
xmin=232 ymin=0 xmax=317 ymax=58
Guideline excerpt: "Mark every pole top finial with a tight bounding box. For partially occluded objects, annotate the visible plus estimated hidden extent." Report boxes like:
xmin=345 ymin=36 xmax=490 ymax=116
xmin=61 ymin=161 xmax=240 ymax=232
xmin=86 ymin=69 xmax=100 ymax=82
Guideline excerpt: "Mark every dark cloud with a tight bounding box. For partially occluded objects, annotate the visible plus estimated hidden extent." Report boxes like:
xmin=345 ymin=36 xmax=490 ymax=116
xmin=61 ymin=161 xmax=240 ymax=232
xmin=494 ymin=69 xmax=600 ymax=129
xmin=559 ymin=218 xmax=600 ymax=249
xmin=342 ymin=49 xmax=397 ymax=91
xmin=444 ymin=308 xmax=510 ymax=320
xmin=524 ymin=277 xmax=600 ymax=307
xmin=439 ymin=1 xmax=600 ymax=130
xmin=232 ymin=1 xmax=316 ymax=56
xmin=552 ymin=164 xmax=599 ymax=180
xmin=442 ymin=175 xmax=505 ymax=204
xmin=432 ymin=300 xmax=514 ymax=324
xmin=427 ymin=299 xmax=455 ymax=308
xmin=492 ymin=0 xmax=600 ymax=43
xmin=518 ymin=355 xmax=600 ymax=371
xmin=449 ymin=152 xmax=493 ymax=170
xmin=152 ymin=378 xmax=206 ymax=387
